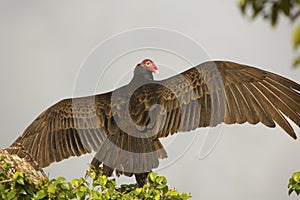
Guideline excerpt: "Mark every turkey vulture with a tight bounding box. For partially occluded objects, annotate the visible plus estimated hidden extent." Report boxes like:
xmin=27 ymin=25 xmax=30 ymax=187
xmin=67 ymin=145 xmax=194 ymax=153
xmin=9 ymin=59 xmax=300 ymax=185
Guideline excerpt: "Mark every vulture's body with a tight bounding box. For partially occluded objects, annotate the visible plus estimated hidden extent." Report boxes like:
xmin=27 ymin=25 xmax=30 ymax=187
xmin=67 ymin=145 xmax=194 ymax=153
xmin=9 ymin=60 xmax=300 ymax=185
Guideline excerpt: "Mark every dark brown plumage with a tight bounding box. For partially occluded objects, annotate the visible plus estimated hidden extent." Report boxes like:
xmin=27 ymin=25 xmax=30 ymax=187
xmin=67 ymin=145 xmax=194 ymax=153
xmin=9 ymin=59 xmax=300 ymax=185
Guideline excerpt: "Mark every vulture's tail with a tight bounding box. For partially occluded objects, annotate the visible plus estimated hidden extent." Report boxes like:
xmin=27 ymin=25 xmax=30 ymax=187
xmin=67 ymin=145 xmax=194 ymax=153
xmin=91 ymin=131 xmax=167 ymax=181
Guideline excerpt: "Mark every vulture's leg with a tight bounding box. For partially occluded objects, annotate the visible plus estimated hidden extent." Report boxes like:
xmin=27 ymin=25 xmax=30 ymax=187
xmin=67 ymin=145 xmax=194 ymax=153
xmin=91 ymin=152 xmax=114 ymax=177
xmin=135 ymin=171 xmax=151 ymax=186
xmin=91 ymin=155 xmax=101 ymax=168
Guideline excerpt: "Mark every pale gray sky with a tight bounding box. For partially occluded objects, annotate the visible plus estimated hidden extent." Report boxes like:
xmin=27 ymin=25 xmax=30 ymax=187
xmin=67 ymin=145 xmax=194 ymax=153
xmin=0 ymin=1 xmax=300 ymax=199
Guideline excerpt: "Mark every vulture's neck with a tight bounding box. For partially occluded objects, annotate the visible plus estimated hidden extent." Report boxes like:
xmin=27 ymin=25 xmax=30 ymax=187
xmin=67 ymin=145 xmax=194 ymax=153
xmin=129 ymin=65 xmax=154 ymax=87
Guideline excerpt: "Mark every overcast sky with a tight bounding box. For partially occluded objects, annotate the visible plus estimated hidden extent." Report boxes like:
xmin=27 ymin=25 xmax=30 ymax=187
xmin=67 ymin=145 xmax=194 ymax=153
xmin=1 ymin=1 xmax=300 ymax=199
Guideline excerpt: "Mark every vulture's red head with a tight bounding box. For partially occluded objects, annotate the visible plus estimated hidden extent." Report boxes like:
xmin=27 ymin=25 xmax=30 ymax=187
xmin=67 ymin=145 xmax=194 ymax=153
xmin=140 ymin=59 xmax=159 ymax=75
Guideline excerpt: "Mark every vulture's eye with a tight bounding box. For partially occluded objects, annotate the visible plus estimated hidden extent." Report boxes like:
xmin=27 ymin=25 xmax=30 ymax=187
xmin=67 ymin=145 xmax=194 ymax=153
xmin=146 ymin=61 xmax=151 ymax=67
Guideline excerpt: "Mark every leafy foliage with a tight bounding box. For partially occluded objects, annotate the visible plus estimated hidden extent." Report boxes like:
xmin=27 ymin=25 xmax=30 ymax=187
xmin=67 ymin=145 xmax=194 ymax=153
xmin=288 ymin=171 xmax=300 ymax=195
xmin=0 ymin=156 xmax=191 ymax=199
xmin=238 ymin=0 xmax=300 ymax=67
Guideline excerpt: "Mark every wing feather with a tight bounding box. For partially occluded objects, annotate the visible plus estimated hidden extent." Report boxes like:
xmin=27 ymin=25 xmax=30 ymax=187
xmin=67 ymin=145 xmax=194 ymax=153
xmin=230 ymin=84 xmax=253 ymax=123
xmin=251 ymin=82 xmax=296 ymax=138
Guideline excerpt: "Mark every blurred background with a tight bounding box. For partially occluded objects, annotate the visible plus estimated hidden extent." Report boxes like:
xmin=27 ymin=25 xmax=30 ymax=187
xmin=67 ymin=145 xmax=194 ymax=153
xmin=0 ymin=1 xmax=299 ymax=199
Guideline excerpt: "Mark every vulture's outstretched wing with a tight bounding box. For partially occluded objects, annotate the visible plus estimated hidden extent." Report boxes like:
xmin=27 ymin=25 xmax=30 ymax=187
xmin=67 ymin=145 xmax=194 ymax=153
xmin=130 ymin=61 xmax=300 ymax=139
xmin=10 ymin=93 xmax=113 ymax=168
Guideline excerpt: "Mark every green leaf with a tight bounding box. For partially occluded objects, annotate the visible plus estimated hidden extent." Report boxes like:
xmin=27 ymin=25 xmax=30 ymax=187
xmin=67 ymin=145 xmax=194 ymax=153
xmin=0 ymin=184 xmax=4 ymax=192
xmin=156 ymin=176 xmax=167 ymax=185
xmin=89 ymin=170 xmax=96 ymax=180
xmin=7 ymin=190 xmax=16 ymax=200
xmin=19 ymin=188 xmax=27 ymax=195
xmin=0 ymin=156 xmax=6 ymax=161
xmin=239 ymin=0 xmax=248 ymax=14
xmin=280 ymin=0 xmax=291 ymax=15
xmin=2 ymin=162 xmax=11 ymax=171
xmin=252 ymin=0 xmax=264 ymax=18
xmin=271 ymin=3 xmax=279 ymax=27
xmin=154 ymin=193 xmax=161 ymax=200
xmin=293 ymin=172 xmax=300 ymax=182
xmin=13 ymin=171 xmax=24 ymax=179
xmin=157 ymin=184 xmax=168 ymax=194
xmin=79 ymin=185 xmax=88 ymax=192
xmin=16 ymin=177 xmax=25 ymax=185
xmin=293 ymin=55 xmax=300 ymax=67
xmin=167 ymin=190 xmax=179 ymax=196
xmin=293 ymin=23 xmax=300 ymax=49
xmin=288 ymin=172 xmax=300 ymax=196
xmin=148 ymin=173 xmax=158 ymax=183
xmin=180 ymin=192 xmax=192 ymax=199
xmin=134 ymin=188 xmax=142 ymax=195
xmin=47 ymin=184 xmax=56 ymax=194
xmin=71 ymin=179 xmax=79 ymax=187
xmin=35 ymin=190 xmax=47 ymax=199
xmin=56 ymin=176 xmax=66 ymax=183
